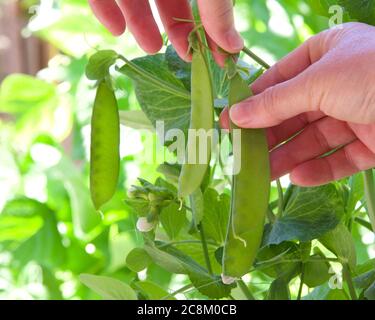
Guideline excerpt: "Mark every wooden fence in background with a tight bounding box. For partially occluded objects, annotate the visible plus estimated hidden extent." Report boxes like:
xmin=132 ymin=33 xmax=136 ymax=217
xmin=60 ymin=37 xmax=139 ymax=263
xmin=0 ymin=0 xmax=49 ymax=81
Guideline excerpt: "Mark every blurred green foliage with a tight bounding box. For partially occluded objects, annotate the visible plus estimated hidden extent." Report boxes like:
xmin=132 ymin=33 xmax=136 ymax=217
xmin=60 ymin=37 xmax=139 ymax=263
xmin=0 ymin=0 xmax=373 ymax=300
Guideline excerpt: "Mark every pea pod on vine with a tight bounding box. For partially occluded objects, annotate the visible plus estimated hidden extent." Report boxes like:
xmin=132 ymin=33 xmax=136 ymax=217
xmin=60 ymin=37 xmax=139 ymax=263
xmin=222 ymin=59 xmax=270 ymax=282
xmin=178 ymin=32 xmax=214 ymax=198
xmin=90 ymin=79 xmax=120 ymax=210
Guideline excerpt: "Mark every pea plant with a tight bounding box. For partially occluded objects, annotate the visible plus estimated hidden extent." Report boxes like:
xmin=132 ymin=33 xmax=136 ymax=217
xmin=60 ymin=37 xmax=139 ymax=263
xmin=80 ymin=1 xmax=375 ymax=300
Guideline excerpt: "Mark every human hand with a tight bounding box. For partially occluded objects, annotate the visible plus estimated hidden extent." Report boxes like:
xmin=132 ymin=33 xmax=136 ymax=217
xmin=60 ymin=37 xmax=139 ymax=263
xmin=220 ymin=22 xmax=375 ymax=186
xmin=88 ymin=0 xmax=243 ymax=64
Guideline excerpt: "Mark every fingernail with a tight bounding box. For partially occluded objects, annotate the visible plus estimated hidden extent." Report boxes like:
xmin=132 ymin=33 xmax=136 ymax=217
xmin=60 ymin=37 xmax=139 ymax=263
xmin=225 ymin=29 xmax=244 ymax=52
xmin=230 ymin=103 xmax=251 ymax=126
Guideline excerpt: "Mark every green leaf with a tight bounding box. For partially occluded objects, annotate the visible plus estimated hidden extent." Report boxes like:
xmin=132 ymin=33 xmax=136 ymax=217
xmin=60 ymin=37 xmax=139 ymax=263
xmin=174 ymin=242 xmax=222 ymax=275
xmin=188 ymin=272 xmax=232 ymax=300
xmin=49 ymin=157 xmax=101 ymax=237
xmin=13 ymin=210 xmax=66 ymax=267
xmin=0 ymin=197 xmax=47 ymax=242
xmin=303 ymin=283 xmax=347 ymax=300
xmin=0 ymin=215 xmax=43 ymax=242
xmin=319 ymin=222 xmax=357 ymax=269
xmin=144 ymin=244 xmax=186 ymax=274
xmin=267 ymin=278 xmax=290 ymax=300
xmin=256 ymin=242 xmax=301 ymax=279
xmin=133 ymin=281 xmax=174 ymax=300
xmin=308 ymin=0 xmax=375 ymax=25
xmin=202 ymin=188 xmax=230 ymax=245
xmin=0 ymin=74 xmax=57 ymax=114
xmin=86 ymin=50 xmax=118 ymax=80
xmin=160 ymin=202 xmax=187 ymax=240
xmin=157 ymin=163 xmax=181 ymax=184
xmin=355 ymin=258 xmax=375 ymax=275
xmin=304 ymin=254 xmax=331 ymax=288
xmin=339 ymin=0 xmax=375 ymax=25
xmin=165 ymin=45 xmax=191 ymax=91
xmin=2 ymin=197 xmax=49 ymax=217
xmin=126 ymin=248 xmax=152 ymax=273
xmin=118 ymin=54 xmax=191 ymax=137
xmin=119 ymin=110 xmax=154 ymax=130
xmin=80 ymin=274 xmax=137 ymax=300
xmin=364 ymin=281 xmax=375 ymax=300
xmin=267 ymin=184 xmax=345 ymax=244
xmin=354 ymin=270 xmax=375 ymax=289
xmin=148 ymin=243 xmax=232 ymax=299
xmin=347 ymin=174 xmax=364 ymax=213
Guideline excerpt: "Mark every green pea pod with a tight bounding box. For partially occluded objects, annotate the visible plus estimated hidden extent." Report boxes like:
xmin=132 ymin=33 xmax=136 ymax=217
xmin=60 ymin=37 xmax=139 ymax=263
xmin=90 ymin=80 xmax=120 ymax=210
xmin=222 ymin=73 xmax=270 ymax=279
xmin=178 ymin=37 xmax=214 ymax=198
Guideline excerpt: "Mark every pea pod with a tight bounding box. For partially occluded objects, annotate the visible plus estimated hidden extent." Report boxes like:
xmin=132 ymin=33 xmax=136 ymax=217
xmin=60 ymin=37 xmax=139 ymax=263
xmin=222 ymin=71 xmax=270 ymax=279
xmin=90 ymin=80 xmax=120 ymax=210
xmin=178 ymin=35 xmax=214 ymax=198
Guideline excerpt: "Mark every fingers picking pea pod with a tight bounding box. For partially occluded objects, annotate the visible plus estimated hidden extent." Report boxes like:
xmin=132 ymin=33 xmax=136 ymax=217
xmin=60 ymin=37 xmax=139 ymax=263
xmin=222 ymin=64 xmax=270 ymax=279
xmin=178 ymin=32 xmax=214 ymax=198
xmin=90 ymin=79 xmax=120 ymax=210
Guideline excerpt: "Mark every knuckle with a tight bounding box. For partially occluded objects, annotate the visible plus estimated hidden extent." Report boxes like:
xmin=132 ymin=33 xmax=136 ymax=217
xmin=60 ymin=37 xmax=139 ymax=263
xmin=262 ymin=87 xmax=281 ymax=121
xmin=360 ymin=88 xmax=375 ymax=124
xmin=343 ymin=147 xmax=360 ymax=172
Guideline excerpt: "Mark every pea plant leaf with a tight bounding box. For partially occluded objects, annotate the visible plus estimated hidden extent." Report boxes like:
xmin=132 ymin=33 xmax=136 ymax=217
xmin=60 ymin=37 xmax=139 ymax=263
xmin=132 ymin=280 xmax=175 ymax=300
xmin=80 ymin=274 xmax=138 ymax=300
xmin=0 ymin=197 xmax=45 ymax=243
xmin=267 ymin=278 xmax=291 ymax=300
xmin=364 ymin=281 xmax=375 ymax=300
xmin=12 ymin=207 xmax=66 ymax=268
xmin=303 ymin=283 xmax=347 ymax=300
xmin=308 ymin=0 xmax=375 ymax=25
xmin=202 ymin=188 xmax=230 ymax=245
xmin=319 ymin=223 xmax=357 ymax=269
xmin=354 ymin=270 xmax=375 ymax=289
xmin=146 ymin=242 xmax=232 ymax=299
xmin=159 ymin=202 xmax=188 ymax=240
xmin=266 ymin=184 xmax=345 ymax=245
xmin=174 ymin=241 xmax=222 ymax=275
xmin=165 ymin=45 xmax=191 ymax=91
xmin=126 ymin=248 xmax=152 ymax=273
xmin=119 ymin=110 xmax=154 ymax=131
xmin=160 ymin=244 xmax=233 ymax=299
xmin=256 ymin=242 xmax=301 ymax=279
xmin=1 ymin=197 xmax=66 ymax=267
xmin=339 ymin=0 xmax=375 ymax=25
xmin=118 ymin=54 xmax=191 ymax=136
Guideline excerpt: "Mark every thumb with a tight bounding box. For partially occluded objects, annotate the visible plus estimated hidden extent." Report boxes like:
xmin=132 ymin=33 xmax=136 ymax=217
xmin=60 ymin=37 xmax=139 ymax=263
xmin=230 ymin=72 xmax=321 ymax=128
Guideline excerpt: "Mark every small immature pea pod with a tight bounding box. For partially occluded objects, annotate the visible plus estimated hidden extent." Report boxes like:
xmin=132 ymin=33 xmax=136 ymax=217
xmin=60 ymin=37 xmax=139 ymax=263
xmin=90 ymin=80 xmax=120 ymax=210
xmin=178 ymin=33 xmax=214 ymax=198
xmin=222 ymin=66 xmax=270 ymax=279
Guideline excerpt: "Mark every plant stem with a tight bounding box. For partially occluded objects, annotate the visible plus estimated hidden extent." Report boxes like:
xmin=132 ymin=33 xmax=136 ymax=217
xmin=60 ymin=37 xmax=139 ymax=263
xmin=276 ymin=179 xmax=284 ymax=218
xmin=242 ymin=47 xmax=271 ymax=69
xmin=354 ymin=217 xmax=373 ymax=232
xmin=157 ymin=239 xmax=218 ymax=249
xmin=198 ymin=223 xmax=213 ymax=275
xmin=267 ymin=207 xmax=276 ymax=224
xmin=363 ymin=169 xmax=375 ymax=233
xmin=162 ymin=284 xmax=193 ymax=300
xmin=342 ymin=263 xmax=357 ymax=300
xmin=237 ymin=279 xmax=255 ymax=300
xmin=297 ymin=264 xmax=305 ymax=300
